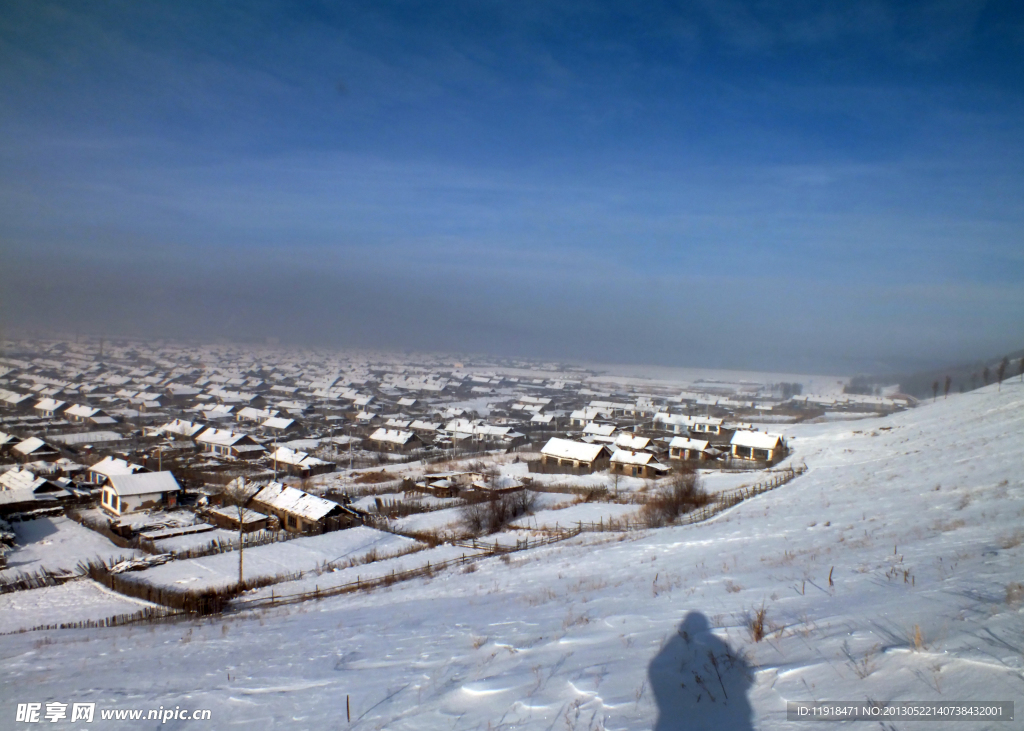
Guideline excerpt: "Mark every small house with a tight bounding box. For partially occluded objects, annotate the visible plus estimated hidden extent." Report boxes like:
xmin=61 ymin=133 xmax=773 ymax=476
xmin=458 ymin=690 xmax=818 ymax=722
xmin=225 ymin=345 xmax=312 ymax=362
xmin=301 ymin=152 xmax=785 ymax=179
xmin=155 ymin=418 xmax=206 ymax=440
xmin=203 ymin=504 xmax=269 ymax=533
xmin=87 ymin=456 xmax=148 ymax=486
xmin=11 ymin=437 xmax=61 ymax=463
xmin=609 ymin=450 xmax=668 ymax=478
xmin=689 ymin=416 xmax=724 ymax=436
xmin=369 ymin=428 xmax=423 ymax=452
xmin=266 ymin=446 xmax=335 ymax=478
xmin=100 ymin=471 xmax=182 ymax=516
xmin=261 ymin=416 xmax=301 ymax=435
xmin=615 ymin=433 xmax=651 ymax=451
xmin=64 ymin=404 xmax=111 ymax=423
xmin=668 ymin=437 xmax=716 ymax=461
xmin=251 ymin=481 xmax=360 ymax=534
xmin=539 ymin=438 xmax=611 ymax=474
xmin=730 ymin=430 xmax=784 ymax=463
xmin=195 ymin=428 xmax=267 ymax=460
xmin=33 ymin=398 xmax=66 ymax=419
xmin=0 ymin=480 xmax=72 ymax=516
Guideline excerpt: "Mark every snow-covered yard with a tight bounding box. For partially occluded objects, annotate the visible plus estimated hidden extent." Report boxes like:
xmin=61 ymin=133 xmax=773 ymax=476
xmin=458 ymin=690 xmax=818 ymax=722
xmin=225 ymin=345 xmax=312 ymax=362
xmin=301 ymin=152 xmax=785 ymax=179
xmin=131 ymin=526 xmax=423 ymax=591
xmin=149 ymin=527 xmax=246 ymax=553
xmin=0 ymin=517 xmax=139 ymax=582
xmin=238 ymin=543 xmax=486 ymax=604
xmin=511 ymin=502 xmax=639 ymax=530
xmin=0 ymin=580 xmax=158 ymax=634
xmin=698 ymin=468 xmax=769 ymax=495
xmin=390 ymin=507 xmax=465 ymax=535
xmin=2 ymin=383 xmax=1022 ymax=730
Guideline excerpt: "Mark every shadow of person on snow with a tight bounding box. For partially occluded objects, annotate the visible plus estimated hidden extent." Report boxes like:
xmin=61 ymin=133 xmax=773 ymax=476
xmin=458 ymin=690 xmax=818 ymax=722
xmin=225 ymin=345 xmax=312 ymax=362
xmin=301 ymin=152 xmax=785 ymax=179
xmin=649 ymin=612 xmax=755 ymax=731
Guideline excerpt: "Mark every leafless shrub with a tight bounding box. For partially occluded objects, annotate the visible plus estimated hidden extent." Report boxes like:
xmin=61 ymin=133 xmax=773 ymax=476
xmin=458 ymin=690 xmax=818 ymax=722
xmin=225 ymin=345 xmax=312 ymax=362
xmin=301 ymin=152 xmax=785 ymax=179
xmin=639 ymin=468 xmax=709 ymax=527
xmin=461 ymin=491 xmax=536 ymax=536
xmin=748 ymin=603 xmax=768 ymax=642
xmin=462 ymin=562 xmax=477 ymax=574
xmin=911 ymin=624 xmax=925 ymax=651
xmin=354 ymin=470 xmax=394 ymax=484
xmin=404 ymin=527 xmax=465 ymax=547
xmin=577 ymin=486 xmax=609 ymax=503
xmin=1006 ymin=582 xmax=1024 ymax=606
xmin=842 ymin=640 xmax=879 ymax=679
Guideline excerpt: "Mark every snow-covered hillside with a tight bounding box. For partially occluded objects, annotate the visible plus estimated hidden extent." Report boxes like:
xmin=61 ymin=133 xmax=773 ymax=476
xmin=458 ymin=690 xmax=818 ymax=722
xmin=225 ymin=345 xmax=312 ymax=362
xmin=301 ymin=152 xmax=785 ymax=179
xmin=2 ymin=384 xmax=1022 ymax=730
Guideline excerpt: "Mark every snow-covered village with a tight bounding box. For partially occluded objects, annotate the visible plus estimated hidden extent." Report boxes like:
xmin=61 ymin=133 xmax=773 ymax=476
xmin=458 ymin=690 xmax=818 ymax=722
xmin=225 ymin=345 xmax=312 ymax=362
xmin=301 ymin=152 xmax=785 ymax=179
xmin=0 ymin=338 xmax=1021 ymax=729
xmin=4 ymin=2 xmax=1024 ymax=729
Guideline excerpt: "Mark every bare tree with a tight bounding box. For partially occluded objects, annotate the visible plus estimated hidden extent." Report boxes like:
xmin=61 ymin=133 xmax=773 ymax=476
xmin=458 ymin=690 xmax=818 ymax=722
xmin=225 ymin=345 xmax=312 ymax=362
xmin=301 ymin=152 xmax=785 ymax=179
xmin=997 ymin=357 xmax=1009 ymax=390
xmin=218 ymin=478 xmax=263 ymax=587
xmin=983 ymin=366 xmax=990 ymax=386
xmin=943 ymin=375 xmax=951 ymax=399
xmin=1019 ymin=356 xmax=1024 ymax=382
xmin=931 ymin=381 xmax=939 ymax=401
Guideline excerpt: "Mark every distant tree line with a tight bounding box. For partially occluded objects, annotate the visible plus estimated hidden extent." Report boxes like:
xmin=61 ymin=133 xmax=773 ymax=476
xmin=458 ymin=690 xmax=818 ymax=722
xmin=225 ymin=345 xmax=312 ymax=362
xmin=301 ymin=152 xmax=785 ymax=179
xmin=899 ymin=349 xmax=1023 ymax=399
xmin=777 ymin=382 xmax=803 ymax=399
xmin=843 ymin=375 xmax=883 ymax=396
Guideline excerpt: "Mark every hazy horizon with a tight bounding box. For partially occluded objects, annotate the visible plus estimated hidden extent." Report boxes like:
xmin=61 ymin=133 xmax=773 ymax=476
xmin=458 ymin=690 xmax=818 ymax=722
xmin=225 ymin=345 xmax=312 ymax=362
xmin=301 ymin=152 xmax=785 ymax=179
xmin=2 ymin=1 xmax=1022 ymax=374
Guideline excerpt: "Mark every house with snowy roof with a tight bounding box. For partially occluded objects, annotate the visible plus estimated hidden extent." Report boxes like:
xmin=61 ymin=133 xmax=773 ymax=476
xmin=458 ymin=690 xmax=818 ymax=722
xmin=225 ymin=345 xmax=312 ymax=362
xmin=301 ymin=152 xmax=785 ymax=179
xmin=100 ymin=471 xmax=181 ymax=516
xmin=0 ymin=466 xmax=68 ymax=494
xmin=195 ymin=428 xmax=267 ymax=460
xmin=251 ymin=481 xmax=359 ymax=534
xmin=615 ymin=433 xmax=652 ymax=451
xmin=86 ymin=456 xmax=148 ymax=485
xmin=155 ymin=418 xmax=206 ymax=440
xmin=261 ymin=416 xmax=300 ymax=435
xmin=730 ymin=430 xmax=785 ymax=463
xmin=11 ymin=437 xmax=61 ymax=463
xmin=369 ymin=428 xmax=423 ymax=452
xmin=539 ymin=438 xmax=611 ymax=474
xmin=33 ymin=397 xmax=66 ymax=418
xmin=609 ymin=450 xmax=669 ymax=479
xmin=266 ymin=446 xmax=335 ymax=478
xmin=64 ymin=403 xmax=111 ymax=423
xmin=668 ymin=437 xmax=719 ymax=461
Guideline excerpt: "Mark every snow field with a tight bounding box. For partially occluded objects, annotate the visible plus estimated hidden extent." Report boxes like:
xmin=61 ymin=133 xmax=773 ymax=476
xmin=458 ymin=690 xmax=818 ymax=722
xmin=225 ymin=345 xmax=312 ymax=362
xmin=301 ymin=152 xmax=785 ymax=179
xmin=131 ymin=526 xmax=424 ymax=591
xmin=1 ymin=383 xmax=1022 ymax=730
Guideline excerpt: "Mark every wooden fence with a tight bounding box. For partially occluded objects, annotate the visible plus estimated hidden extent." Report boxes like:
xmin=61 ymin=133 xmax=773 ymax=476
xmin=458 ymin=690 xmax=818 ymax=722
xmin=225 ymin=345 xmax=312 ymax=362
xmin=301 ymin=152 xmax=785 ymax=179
xmin=1 ymin=606 xmax=183 ymax=635
xmin=139 ymin=528 xmax=301 ymax=561
xmin=229 ymin=528 xmax=583 ymax=614
xmin=570 ymin=464 xmax=807 ymax=533
xmin=79 ymin=558 xmax=303 ymax=616
xmin=0 ymin=567 xmax=84 ymax=594
xmin=65 ymin=509 xmax=142 ymax=552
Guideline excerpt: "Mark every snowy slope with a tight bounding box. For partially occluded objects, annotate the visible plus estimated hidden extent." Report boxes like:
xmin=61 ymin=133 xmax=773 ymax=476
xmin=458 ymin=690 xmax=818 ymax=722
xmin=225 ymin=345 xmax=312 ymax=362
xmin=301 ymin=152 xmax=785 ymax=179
xmin=1 ymin=384 xmax=1022 ymax=730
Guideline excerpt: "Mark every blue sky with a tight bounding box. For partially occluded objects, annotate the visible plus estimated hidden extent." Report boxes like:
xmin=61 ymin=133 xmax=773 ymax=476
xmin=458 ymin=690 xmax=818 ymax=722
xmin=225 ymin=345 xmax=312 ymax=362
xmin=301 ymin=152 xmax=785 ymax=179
xmin=1 ymin=1 xmax=1022 ymax=373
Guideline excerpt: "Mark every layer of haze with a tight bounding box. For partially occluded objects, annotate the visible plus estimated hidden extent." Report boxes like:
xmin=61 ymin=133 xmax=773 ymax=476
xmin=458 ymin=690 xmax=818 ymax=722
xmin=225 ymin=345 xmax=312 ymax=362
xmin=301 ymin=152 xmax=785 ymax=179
xmin=1 ymin=1 xmax=1022 ymax=374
